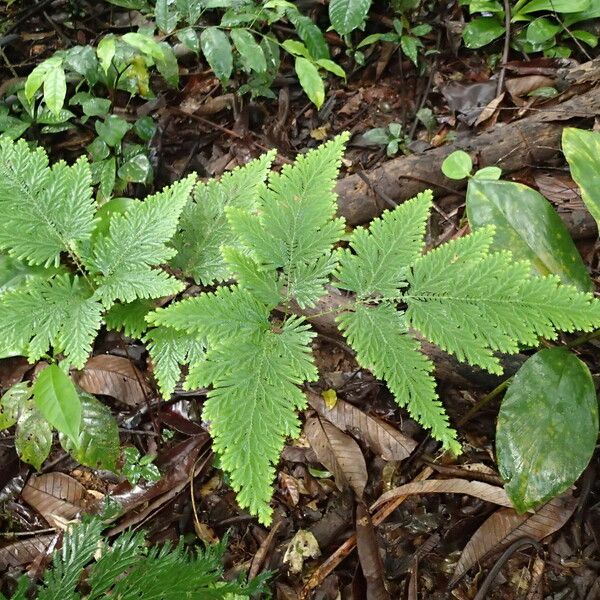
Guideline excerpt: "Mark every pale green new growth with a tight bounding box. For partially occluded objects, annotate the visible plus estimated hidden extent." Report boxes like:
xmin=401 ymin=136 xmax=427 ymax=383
xmin=0 ymin=275 xmax=102 ymax=368
xmin=89 ymin=175 xmax=195 ymax=306
xmin=170 ymin=150 xmax=276 ymax=285
xmin=336 ymin=191 xmax=432 ymax=298
xmin=144 ymin=327 xmax=205 ymax=399
xmin=227 ymin=133 xmax=348 ymax=308
xmin=404 ymin=229 xmax=600 ymax=374
xmin=0 ymin=138 xmax=96 ymax=267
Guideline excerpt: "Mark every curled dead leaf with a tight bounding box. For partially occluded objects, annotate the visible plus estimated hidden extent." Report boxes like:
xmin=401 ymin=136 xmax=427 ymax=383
xmin=0 ymin=535 xmax=55 ymax=570
xmin=73 ymin=355 xmax=151 ymax=407
xmin=304 ymin=416 xmax=367 ymax=499
xmin=308 ymin=390 xmax=416 ymax=462
xmin=283 ymin=530 xmax=320 ymax=574
xmin=370 ymin=479 xmax=513 ymax=511
xmin=450 ymin=492 xmax=577 ymax=587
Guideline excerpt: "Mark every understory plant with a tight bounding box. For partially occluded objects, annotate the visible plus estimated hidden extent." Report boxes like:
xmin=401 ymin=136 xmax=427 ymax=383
xmin=1 ymin=133 xmax=600 ymax=524
xmin=1 ymin=517 xmax=267 ymax=599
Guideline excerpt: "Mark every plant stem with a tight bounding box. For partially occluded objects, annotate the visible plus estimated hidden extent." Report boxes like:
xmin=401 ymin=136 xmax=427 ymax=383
xmin=457 ymin=376 xmax=512 ymax=426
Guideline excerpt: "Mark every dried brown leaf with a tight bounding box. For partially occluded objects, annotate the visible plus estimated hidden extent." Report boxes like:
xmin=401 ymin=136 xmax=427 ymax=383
xmin=356 ymin=502 xmax=390 ymax=600
xmin=450 ymin=492 xmax=577 ymax=587
xmin=73 ymin=355 xmax=151 ymax=407
xmin=0 ymin=535 xmax=55 ymax=570
xmin=370 ymin=479 xmax=513 ymax=511
xmin=308 ymin=391 xmax=416 ymax=462
xmin=304 ymin=416 xmax=367 ymax=498
xmin=505 ymin=75 xmax=555 ymax=98
xmin=21 ymin=473 xmax=88 ymax=528
xmin=534 ymin=172 xmax=583 ymax=207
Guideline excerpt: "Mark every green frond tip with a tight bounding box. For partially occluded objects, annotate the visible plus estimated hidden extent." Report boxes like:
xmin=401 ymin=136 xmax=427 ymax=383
xmin=144 ymin=326 xmax=205 ymax=399
xmin=170 ymin=150 xmax=276 ymax=285
xmin=88 ymin=174 xmax=196 ymax=306
xmin=336 ymin=190 xmax=433 ymax=299
xmin=405 ymin=233 xmax=600 ymax=374
xmin=0 ymin=136 xmax=96 ymax=267
xmin=195 ymin=316 xmax=317 ymax=524
xmin=227 ymin=133 xmax=350 ymax=308
xmin=105 ymin=299 xmax=155 ymax=339
xmin=337 ymin=303 xmax=461 ymax=454
xmin=146 ymin=285 xmax=271 ymax=345
xmin=0 ymin=274 xmax=103 ymax=368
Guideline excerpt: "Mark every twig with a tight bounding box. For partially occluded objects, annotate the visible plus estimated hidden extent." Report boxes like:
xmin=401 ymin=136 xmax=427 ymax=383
xmin=457 ymin=377 xmax=512 ymax=426
xmin=356 ymin=170 xmax=397 ymax=209
xmin=496 ymin=0 xmax=511 ymax=96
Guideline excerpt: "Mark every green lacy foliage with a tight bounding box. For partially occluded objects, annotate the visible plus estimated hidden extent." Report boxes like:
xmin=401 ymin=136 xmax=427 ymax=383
xmin=2 ymin=133 xmax=600 ymax=525
xmin=1 ymin=517 xmax=267 ymax=600
xmin=146 ymin=133 xmax=600 ymax=523
xmin=0 ymin=136 xmax=194 ymax=368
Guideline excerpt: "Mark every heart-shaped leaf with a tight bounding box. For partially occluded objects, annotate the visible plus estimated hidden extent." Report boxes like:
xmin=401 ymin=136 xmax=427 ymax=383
xmin=496 ymin=348 xmax=598 ymax=513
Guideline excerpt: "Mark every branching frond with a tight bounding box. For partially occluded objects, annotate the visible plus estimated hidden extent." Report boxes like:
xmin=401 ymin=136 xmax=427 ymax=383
xmin=0 ymin=137 xmax=96 ymax=267
xmin=170 ymin=151 xmax=275 ymax=285
xmin=336 ymin=190 xmax=432 ymax=298
xmin=227 ymin=134 xmax=349 ymax=308
xmin=144 ymin=326 xmax=205 ymax=399
xmin=197 ymin=317 xmax=317 ymax=523
xmin=337 ymin=303 xmax=459 ymax=453
xmin=104 ymin=299 xmax=155 ymax=339
xmin=405 ymin=233 xmax=600 ymax=374
xmin=0 ymin=275 xmax=103 ymax=368
xmin=89 ymin=175 xmax=195 ymax=306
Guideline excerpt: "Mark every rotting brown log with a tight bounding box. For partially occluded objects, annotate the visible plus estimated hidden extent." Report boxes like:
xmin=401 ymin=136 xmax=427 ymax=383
xmin=335 ymin=59 xmax=600 ymax=226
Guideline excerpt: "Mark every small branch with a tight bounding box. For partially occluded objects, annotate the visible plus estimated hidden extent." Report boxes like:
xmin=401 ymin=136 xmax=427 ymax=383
xmin=496 ymin=0 xmax=512 ymax=96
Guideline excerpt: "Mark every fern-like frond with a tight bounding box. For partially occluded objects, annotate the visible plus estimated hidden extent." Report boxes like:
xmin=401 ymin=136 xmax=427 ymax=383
xmin=192 ymin=317 xmax=317 ymax=523
xmin=37 ymin=517 xmax=104 ymax=600
xmin=104 ymin=299 xmax=155 ymax=338
xmin=146 ymin=285 xmax=270 ymax=344
xmin=221 ymin=246 xmax=282 ymax=308
xmin=405 ymin=238 xmax=600 ymax=374
xmin=144 ymin=326 xmax=205 ymax=399
xmin=0 ymin=137 xmax=96 ymax=267
xmin=336 ymin=191 xmax=432 ymax=298
xmin=0 ymin=274 xmax=103 ymax=368
xmin=88 ymin=175 xmax=195 ymax=306
xmin=170 ymin=151 xmax=275 ymax=285
xmin=227 ymin=134 xmax=349 ymax=307
xmin=337 ymin=303 xmax=459 ymax=453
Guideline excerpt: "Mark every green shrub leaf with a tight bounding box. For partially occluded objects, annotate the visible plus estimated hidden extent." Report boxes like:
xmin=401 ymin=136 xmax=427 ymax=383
xmin=294 ymin=57 xmax=324 ymax=108
xmin=462 ymin=16 xmax=505 ymax=48
xmin=59 ymin=392 xmax=120 ymax=471
xmin=562 ymin=127 xmax=600 ymax=231
xmin=441 ymin=150 xmax=472 ymax=179
xmin=231 ymin=29 xmax=266 ymax=73
xmin=497 ymin=348 xmax=598 ymax=513
xmin=200 ymin=27 xmax=233 ymax=82
xmin=466 ymin=178 xmax=592 ymax=292
xmin=15 ymin=402 xmax=53 ymax=470
xmin=329 ymin=0 xmax=372 ymax=35
xmin=33 ymin=364 xmax=81 ymax=445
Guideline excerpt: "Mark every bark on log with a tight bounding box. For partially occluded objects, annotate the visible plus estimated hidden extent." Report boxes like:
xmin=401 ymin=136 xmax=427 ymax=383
xmin=335 ymin=59 xmax=600 ymax=226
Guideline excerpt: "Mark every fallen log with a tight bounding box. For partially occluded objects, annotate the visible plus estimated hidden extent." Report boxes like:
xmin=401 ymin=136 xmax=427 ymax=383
xmin=335 ymin=59 xmax=600 ymax=226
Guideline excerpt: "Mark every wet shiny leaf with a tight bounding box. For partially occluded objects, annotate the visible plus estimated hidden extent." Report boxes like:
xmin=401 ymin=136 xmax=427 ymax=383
xmin=497 ymin=348 xmax=598 ymax=513
xmin=467 ymin=178 xmax=593 ymax=291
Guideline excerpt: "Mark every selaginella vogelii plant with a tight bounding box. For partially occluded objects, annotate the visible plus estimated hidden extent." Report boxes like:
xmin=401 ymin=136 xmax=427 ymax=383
xmin=1 ymin=133 xmax=599 ymax=524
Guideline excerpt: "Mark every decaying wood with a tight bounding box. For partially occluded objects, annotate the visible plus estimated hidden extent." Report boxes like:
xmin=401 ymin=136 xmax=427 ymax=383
xmin=335 ymin=59 xmax=600 ymax=226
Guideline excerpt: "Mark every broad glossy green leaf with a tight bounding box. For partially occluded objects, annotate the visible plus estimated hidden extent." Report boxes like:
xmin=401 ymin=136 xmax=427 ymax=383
xmin=117 ymin=153 xmax=152 ymax=183
xmin=122 ymin=32 xmax=166 ymax=62
xmin=329 ymin=0 xmax=372 ymax=35
xmin=466 ymin=178 xmax=592 ymax=292
xmin=562 ymin=128 xmax=600 ymax=231
xmin=43 ymin=65 xmax=67 ymax=116
xmin=155 ymin=0 xmax=179 ymax=33
xmin=15 ymin=402 xmax=53 ymax=470
xmin=473 ymin=166 xmax=502 ymax=180
xmin=200 ymin=27 xmax=233 ymax=82
xmin=294 ymin=57 xmax=324 ymax=108
xmin=516 ymin=0 xmax=590 ymax=15
xmin=60 ymin=393 xmax=119 ymax=471
xmin=231 ymin=29 xmax=267 ymax=73
xmin=462 ymin=16 xmax=505 ymax=48
xmin=177 ymin=27 xmax=200 ymax=53
xmin=33 ymin=365 xmax=81 ymax=445
xmin=288 ymin=11 xmax=330 ymax=60
xmin=0 ymin=382 xmax=31 ymax=429
xmin=400 ymin=35 xmax=419 ymax=66
xmin=497 ymin=348 xmax=598 ymax=513
xmin=155 ymin=42 xmax=179 ymax=86
xmin=95 ymin=115 xmax=132 ymax=147
xmin=526 ymin=17 xmax=561 ymax=43
xmin=97 ymin=36 xmax=117 ymax=74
